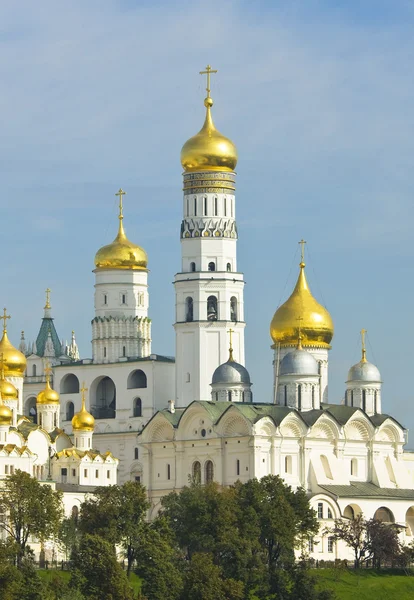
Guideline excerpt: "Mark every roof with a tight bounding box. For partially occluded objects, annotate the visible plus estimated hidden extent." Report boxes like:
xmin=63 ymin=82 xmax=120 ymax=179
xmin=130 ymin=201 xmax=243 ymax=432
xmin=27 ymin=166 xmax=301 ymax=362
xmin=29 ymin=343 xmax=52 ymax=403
xmin=0 ymin=444 xmax=32 ymax=456
xmin=54 ymin=353 xmax=175 ymax=368
xmin=319 ymin=481 xmax=414 ymax=500
xmin=35 ymin=317 xmax=62 ymax=358
xmin=55 ymin=448 xmax=117 ymax=462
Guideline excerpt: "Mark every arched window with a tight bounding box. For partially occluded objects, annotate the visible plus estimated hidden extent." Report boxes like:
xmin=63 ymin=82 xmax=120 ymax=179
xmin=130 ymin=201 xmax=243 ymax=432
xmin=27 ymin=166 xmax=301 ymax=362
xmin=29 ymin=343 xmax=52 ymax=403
xmin=26 ymin=397 xmax=37 ymax=423
xmin=122 ymin=346 xmax=126 ymax=357
xmin=104 ymin=294 xmax=108 ymax=305
xmin=321 ymin=455 xmax=333 ymax=480
xmin=208 ymin=262 xmax=216 ymax=272
xmin=93 ymin=376 xmax=116 ymax=419
xmin=60 ymin=374 xmax=80 ymax=394
xmin=185 ymin=297 xmax=193 ymax=322
xmin=205 ymin=460 xmax=214 ymax=484
xmin=66 ymin=401 xmax=74 ymax=421
xmin=190 ymin=262 xmax=196 ymax=272
xmin=226 ymin=262 xmax=231 ymax=272
xmin=374 ymin=507 xmax=394 ymax=523
xmin=351 ymin=458 xmax=358 ymax=477
xmin=344 ymin=505 xmax=355 ymax=519
xmin=127 ymin=370 xmax=147 ymax=389
xmin=215 ymin=391 xmax=219 ymax=401
xmin=214 ymin=197 xmax=218 ymax=216
xmin=312 ymin=386 xmax=315 ymax=408
xmin=228 ymin=391 xmax=232 ymax=402
xmin=297 ymin=384 xmax=302 ymax=410
xmin=230 ymin=296 xmax=238 ymax=321
xmin=203 ymin=197 xmax=207 ymax=216
xmin=362 ymin=390 xmax=366 ymax=412
xmin=134 ymin=447 xmax=139 ymax=460
xmin=133 ymin=398 xmax=142 ymax=417
xmin=224 ymin=197 xmax=227 ymax=216
xmin=236 ymin=459 xmax=240 ymax=476
xmin=351 ymin=390 xmax=354 ymax=407
xmin=32 ymin=364 xmax=37 ymax=376
xmin=194 ymin=197 xmax=197 ymax=216
xmin=71 ymin=506 xmax=79 ymax=523
xmin=285 ymin=455 xmax=292 ymax=474
xmin=192 ymin=461 xmax=201 ymax=484
xmin=374 ymin=390 xmax=378 ymax=413
xmin=207 ymin=296 xmax=218 ymax=321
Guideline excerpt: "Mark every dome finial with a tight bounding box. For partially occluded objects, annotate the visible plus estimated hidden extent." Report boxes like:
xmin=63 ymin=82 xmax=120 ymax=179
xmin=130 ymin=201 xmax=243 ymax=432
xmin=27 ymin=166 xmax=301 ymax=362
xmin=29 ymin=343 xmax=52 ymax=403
xmin=1 ymin=308 xmax=10 ymax=335
xmin=227 ymin=328 xmax=234 ymax=362
xmin=199 ymin=64 xmax=218 ymax=102
xmin=44 ymin=360 xmax=52 ymax=385
xmin=360 ymin=328 xmax=367 ymax=363
xmin=44 ymin=288 xmax=51 ymax=310
xmin=298 ymin=238 xmax=307 ymax=268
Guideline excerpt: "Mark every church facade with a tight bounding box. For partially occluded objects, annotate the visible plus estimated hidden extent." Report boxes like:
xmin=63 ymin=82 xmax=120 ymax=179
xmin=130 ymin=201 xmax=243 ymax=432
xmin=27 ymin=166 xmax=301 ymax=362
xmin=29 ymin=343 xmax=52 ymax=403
xmin=2 ymin=66 xmax=414 ymax=562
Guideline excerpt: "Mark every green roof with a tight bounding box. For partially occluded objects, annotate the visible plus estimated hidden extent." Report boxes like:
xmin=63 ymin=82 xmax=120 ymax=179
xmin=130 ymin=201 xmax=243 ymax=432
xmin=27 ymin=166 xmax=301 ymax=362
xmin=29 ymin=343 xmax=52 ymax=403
xmin=319 ymin=482 xmax=414 ymax=500
xmin=35 ymin=317 xmax=62 ymax=358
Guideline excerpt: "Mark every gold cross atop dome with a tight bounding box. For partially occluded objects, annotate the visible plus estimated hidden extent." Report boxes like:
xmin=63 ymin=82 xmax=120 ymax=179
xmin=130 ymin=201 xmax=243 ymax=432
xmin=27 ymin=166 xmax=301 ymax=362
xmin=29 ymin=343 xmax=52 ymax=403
xmin=44 ymin=288 xmax=51 ymax=310
xmin=360 ymin=329 xmax=367 ymax=363
xmin=199 ymin=64 xmax=218 ymax=98
xmin=115 ymin=188 xmax=126 ymax=220
xmin=1 ymin=309 xmax=10 ymax=333
xmin=298 ymin=239 xmax=307 ymax=265
xmin=227 ymin=328 xmax=234 ymax=362
xmin=44 ymin=361 xmax=52 ymax=382
xmin=80 ymin=382 xmax=88 ymax=401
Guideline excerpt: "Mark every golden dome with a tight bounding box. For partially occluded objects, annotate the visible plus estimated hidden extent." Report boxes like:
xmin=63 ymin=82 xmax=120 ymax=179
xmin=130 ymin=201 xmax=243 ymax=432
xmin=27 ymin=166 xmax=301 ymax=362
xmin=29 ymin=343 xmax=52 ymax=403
xmin=0 ymin=377 xmax=18 ymax=402
xmin=72 ymin=386 xmax=94 ymax=432
xmin=0 ymin=401 xmax=12 ymax=426
xmin=0 ymin=315 xmax=27 ymax=377
xmin=37 ymin=380 xmax=59 ymax=405
xmin=270 ymin=261 xmax=334 ymax=349
xmin=181 ymin=96 xmax=238 ymax=173
xmin=95 ymin=189 xmax=148 ymax=271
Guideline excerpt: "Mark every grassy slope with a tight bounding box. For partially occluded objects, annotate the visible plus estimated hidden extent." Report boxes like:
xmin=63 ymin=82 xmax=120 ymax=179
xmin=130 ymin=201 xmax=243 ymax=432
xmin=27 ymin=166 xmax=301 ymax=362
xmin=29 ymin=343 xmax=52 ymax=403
xmin=315 ymin=569 xmax=414 ymax=600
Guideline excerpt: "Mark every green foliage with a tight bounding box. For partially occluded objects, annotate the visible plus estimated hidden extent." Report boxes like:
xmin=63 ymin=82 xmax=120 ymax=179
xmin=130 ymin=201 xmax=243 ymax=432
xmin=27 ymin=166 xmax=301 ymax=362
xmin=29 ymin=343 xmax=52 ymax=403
xmin=135 ymin=517 xmax=183 ymax=600
xmin=315 ymin=568 xmax=414 ymax=600
xmin=79 ymin=480 xmax=149 ymax=575
xmin=0 ymin=470 xmax=64 ymax=566
xmin=70 ymin=533 xmax=134 ymax=600
xmin=181 ymin=553 xmax=244 ymax=600
xmin=57 ymin=516 xmax=80 ymax=561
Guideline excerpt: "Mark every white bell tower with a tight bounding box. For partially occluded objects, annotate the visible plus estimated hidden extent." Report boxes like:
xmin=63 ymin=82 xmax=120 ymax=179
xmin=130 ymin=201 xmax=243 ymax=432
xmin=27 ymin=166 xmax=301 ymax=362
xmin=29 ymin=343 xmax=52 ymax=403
xmin=174 ymin=66 xmax=246 ymax=406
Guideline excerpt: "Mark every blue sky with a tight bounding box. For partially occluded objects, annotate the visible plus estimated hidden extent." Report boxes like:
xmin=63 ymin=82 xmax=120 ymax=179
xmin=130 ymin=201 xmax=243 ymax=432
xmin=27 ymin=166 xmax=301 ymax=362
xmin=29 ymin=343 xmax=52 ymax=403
xmin=1 ymin=0 xmax=414 ymax=438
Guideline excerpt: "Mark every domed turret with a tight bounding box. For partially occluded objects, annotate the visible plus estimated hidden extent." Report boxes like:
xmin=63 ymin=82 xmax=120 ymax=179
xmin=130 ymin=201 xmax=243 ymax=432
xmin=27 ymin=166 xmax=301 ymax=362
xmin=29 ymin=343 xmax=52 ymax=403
xmin=346 ymin=330 xmax=381 ymax=416
xmin=95 ymin=189 xmax=148 ymax=271
xmin=37 ymin=376 xmax=60 ymax=405
xmin=280 ymin=345 xmax=319 ymax=376
xmin=0 ymin=309 xmax=27 ymax=377
xmin=270 ymin=260 xmax=334 ymax=349
xmin=72 ymin=384 xmax=95 ymax=433
xmin=181 ymin=66 xmax=237 ymax=173
xmin=211 ymin=331 xmax=252 ymax=403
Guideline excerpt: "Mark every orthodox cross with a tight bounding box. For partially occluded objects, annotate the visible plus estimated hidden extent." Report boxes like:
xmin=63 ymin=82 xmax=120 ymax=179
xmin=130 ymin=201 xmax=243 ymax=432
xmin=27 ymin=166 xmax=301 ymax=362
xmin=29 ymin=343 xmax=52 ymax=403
xmin=44 ymin=288 xmax=51 ymax=309
xmin=360 ymin=329 xmax=367 ymax=362
xmin=80 ymin=382 xmax=88 ymax=405
xmin=116 ymin=188 xmax=126 ymax=220
xmin=296 ymin=316 xmax=304 ymax=347
xmin=199 ymin=65 xmax=217 ymax=97
xmin=1 ymin=309 xmax=10 ymax=333
xmin=44 ymin=361 xmax=52 ymax=383
xmin=227 ymin=328 xmax=234 ymax=361
xmin=298 ymin=239 xmax=307 ymax=263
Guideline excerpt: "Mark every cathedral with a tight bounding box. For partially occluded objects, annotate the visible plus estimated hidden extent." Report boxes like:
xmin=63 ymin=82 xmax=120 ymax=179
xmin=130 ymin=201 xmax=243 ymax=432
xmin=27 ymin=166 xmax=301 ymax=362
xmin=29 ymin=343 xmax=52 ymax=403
xmin=1 ymin=66 xmax=414 ymax=561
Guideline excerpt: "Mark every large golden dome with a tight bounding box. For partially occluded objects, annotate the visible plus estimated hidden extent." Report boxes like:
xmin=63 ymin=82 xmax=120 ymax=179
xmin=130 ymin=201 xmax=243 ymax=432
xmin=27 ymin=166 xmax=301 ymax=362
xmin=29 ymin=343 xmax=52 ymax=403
xmin=95 ymin=189 xmax=148 ymax=271
xmin=181 ymin=96 xmax=237 ymax=173
xmin=37 ymin=380 xmax=60 ymax=405
xmin=0 ymin=325 xmax=27 ymax=378
xmin=270 ymin=261 xmax=334 ymax=349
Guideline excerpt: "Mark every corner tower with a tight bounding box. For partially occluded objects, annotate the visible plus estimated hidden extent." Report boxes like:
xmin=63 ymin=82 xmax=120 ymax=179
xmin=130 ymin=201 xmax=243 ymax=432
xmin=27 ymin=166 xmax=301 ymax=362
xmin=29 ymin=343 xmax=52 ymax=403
xmin=174 ymin=66 xmax=246 ymax=405
xmin=92 ymin=189 xmax=151 ymax=363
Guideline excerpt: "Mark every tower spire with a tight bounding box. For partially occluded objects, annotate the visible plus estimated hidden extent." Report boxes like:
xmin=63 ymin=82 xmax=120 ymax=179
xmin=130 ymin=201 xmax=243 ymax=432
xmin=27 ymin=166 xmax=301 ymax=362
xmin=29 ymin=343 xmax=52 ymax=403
xmin=360 ymin=329 xmax=367 ymax=363
xmin=44 ymin=288 xmax=51 ymax=310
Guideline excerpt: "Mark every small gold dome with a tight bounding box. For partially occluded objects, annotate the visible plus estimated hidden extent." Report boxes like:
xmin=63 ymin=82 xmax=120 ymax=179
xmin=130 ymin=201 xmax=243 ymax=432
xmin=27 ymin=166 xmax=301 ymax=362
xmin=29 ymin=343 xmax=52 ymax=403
xmin=37 ymin=380 xmax=60 ymax=405
xmin=72 ymin=398 xmax=95 ymax=432
xmin=270 ymin=262 xmax=334 ymax=349
xmin=0 ymin=402 xmax=12 ymax=426
xmin=0 ymin=378 xmax=18 ymax=401
xmin=181 ymin=97 xmax=238 ymax=173
xmin=0 ymin=330 xmax=27 ymax=377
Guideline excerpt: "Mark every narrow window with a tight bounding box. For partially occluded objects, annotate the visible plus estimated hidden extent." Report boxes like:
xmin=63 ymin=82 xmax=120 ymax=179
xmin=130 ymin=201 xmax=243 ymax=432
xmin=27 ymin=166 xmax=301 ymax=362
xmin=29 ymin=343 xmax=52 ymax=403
xmin=167 ymin=464 xmax=171 ymax=480
xmin=186 ymin=372 xmax=190 ymax=383
xmin=123 ymin=346 xmax=126 ymax=357
xmin=344 ymin=391 xmax=348 ymax=406
xmin=190 ymin=262 xmax=196 ymax=272
xmin=236 ymin=459 xmax=240 ymax=476
xmin=187 ymin=197 xmax=189 ymax=216
xmin=312 ymin=386 xmax=315 ymax=408
xmin=298 ymin=384 xmax=302 ymax=410
xmin=135 ymin=476 xmax=141 ymax=482
xmin=95 ymin=470 xmax=99 ymax=478
xmin=192 ymin=461 xmax=201 ymax=484
xmin=203 ymin=196 xmax=207 ymax=216
xmin=104 ymin=347 xmax=107 ymax=358
xmin=230 ymin=296 xmax=238 ymax=321
xmin=327 ymin=508 xmax=333 ymax=519
xmin=32 ymin=364 xmax=37 ymax=376
xmin=107 ymin=470 xmax=110 ymax=479
xmin=133 ymin=398 xmax=142 ymax=417
xmin=205 ymin=460 xmax=214 ymax=483
xmin=374 ymin=391 xmax=378 ymax=413
xmin=226 ymin=262 xmax=231 ymax=272
xmin=224 ymin=197 xmax=227 ymax=216
xmin=207 ymin=296 xmax=218 ymax=321
xmin=122 ymin=294 xmax=126 ymax=305
xmin=285 ymin=455 xmax=292 ymax=474
xmin=242 ymin=391 xmax=245 ymax=402
xmin=134 ymin=447 xmax=139 ymax=460
xmin=185 ymin=297 xmax=194 ymax=322
xmin=351 ymin=458 xmax=358 ymax=477
xmin=215 ymin=391 xmax=219 ymax=401
xmin=194 ymin=197 xmax=197 ymax=216
xmin=309 ymin=539 xmax=314 ymax=552
xmin=317 ymin=503 xmax=323 ymax=519
xmin=208 ymin=262 xmax=216 ymax=272
xmin=5 ymin=465 xmax=9 ymax=474
xmin=72 ymin=469 xmax=76 ymax=477
xmin=284 ymin=385 xmax=287 ymax=406
xmin=351 ymin=390 xmax=354 ymax=407
xmin=214 ymin=197 xmax=218 ymax=216
xmin=362 ymin=390 xmax=366 ymax=412
xmin=328 ymin=537 xmax=334 ymax=553
xmin=104 ymin=294 xmax=107 ymax=305
xmin=228 ymin=391 xmax=232 ymax=402
xmin=84 ymin=469 xmax=87 ymax=478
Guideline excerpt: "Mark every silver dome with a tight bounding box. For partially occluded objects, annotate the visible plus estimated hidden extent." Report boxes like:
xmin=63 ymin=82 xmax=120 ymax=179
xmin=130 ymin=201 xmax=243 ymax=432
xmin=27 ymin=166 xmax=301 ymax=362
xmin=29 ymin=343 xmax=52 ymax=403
xmin=212 ymin=360 xmax=251 ymax=385
xmin=280 ymin=348 xmax=319 ymax=376
xmin=347 ymin=360 xmax=381 ymax=383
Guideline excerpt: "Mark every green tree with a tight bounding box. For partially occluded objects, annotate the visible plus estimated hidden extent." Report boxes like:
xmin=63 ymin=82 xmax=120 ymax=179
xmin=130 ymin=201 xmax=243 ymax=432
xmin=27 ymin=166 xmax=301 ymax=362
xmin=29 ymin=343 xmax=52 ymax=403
xmin=0 ymin=541 xmax=23 ymax=600
xmin=135 ymin=517 xmax=183 ymax=600
xmin=79 ymin=480 xmax=148 ymax=576
xmin=366 ymin=519 xmax=401 ymax=568
xmin=57 ymin=516 xmax=80 ymax=561
xmin=181 ymin=553 xmax=244 ymax=600
xmin=0 ymin=470 xmax=63 ymax=566
xmin=70 ymin=534 xmax=134 ymax=600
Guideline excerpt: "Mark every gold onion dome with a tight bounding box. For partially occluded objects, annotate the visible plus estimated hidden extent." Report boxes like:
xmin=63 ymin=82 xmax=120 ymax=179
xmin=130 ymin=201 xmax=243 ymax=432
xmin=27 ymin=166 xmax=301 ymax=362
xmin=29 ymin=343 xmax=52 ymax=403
xmin=0 ymin=377 xmax=18 ymax=402
xmin=0 ymin=401 xmax=12 ymax=426
xmin=72 ymin=385 xmax=94 ymax=432
xmin=181 ymin=65 xmax=237 ymax=173
xmin=270 ymin=261 xmax=334 ymax=349
xmin=94 ymin=189 xmax=148 ymax=271
xmin=0 ymin=310 xmax=27 ymax=377
xmin=37 ymin=371 xmax=60 ymax=405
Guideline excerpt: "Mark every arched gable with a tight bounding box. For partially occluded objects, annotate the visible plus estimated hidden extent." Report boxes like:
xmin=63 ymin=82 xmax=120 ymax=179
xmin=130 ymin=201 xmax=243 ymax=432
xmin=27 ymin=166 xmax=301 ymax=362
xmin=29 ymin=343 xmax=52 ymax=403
xmin=344 ymin=416 xmax=372 ymax=441
xmin=144 ymin=416 xmax=174 ymax=443
xmin=253 ymin=416 xmax=277 ymax=437
xmin=175 ymin=402 xmax=213 ymax=441
xmin=309 ymin=415 xmax=340 ymax=441
xmin=310 ymin=493 xmax=341 ymax=519
xmin=375 ymin=419 xmax=404 ymax=444
xmin=280 ymin=413 xmax=307 ymax=438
